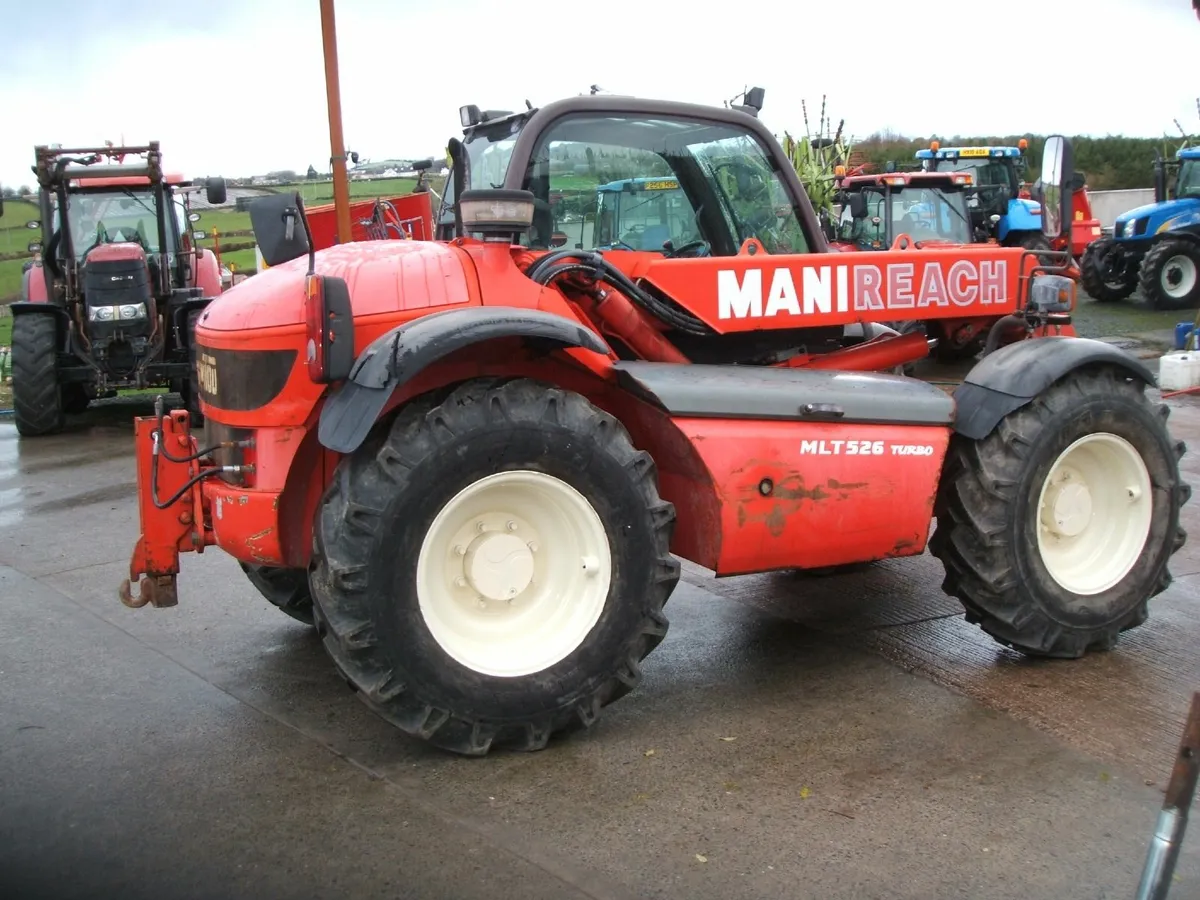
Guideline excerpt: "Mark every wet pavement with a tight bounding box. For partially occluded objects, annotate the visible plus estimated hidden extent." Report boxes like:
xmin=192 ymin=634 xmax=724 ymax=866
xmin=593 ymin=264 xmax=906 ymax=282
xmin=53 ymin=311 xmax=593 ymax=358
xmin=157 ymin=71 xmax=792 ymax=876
xmin=4 ymin=390 xmax=1200 ymax=900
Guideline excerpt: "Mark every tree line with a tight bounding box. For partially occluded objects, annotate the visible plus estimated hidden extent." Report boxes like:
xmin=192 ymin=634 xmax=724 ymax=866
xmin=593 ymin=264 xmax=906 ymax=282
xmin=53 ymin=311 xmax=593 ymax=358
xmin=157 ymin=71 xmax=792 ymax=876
xmin=851 ymin=133 xmax=1190 ymax=191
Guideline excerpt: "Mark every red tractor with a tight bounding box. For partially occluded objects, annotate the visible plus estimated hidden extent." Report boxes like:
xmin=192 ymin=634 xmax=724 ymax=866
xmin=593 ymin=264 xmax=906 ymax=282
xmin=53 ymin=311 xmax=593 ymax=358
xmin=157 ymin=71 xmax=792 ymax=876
xmin=12 ymin=143 xmax=227 ymax=434
xmin=119 ymin=92 xmax=1190 ymax=756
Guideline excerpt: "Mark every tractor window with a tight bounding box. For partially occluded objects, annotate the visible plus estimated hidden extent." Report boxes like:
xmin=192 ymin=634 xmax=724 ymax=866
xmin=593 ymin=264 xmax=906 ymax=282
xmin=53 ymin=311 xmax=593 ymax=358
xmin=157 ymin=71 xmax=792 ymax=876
xmin=1177 ymin=160 xmax=1200 ymax=198
xmin=837 ymin=190 xmax=886 ymax=247
xmin=891 ymin=187 xmax=972 ymax=244
xmin=62 ymin=190 xmax=174 ymax=260
xmin=519 ymin=113 xmax=812 ymax=256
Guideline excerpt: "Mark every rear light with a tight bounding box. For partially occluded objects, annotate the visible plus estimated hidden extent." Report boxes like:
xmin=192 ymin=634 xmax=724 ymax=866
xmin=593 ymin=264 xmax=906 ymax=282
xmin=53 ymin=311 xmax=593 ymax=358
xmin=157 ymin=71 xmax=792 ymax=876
xmin=304 ymin=273 xmax=356 ymax=383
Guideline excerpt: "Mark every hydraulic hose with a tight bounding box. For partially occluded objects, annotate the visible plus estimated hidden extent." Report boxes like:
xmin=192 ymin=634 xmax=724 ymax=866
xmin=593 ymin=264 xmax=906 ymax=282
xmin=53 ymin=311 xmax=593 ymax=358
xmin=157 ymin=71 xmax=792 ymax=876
xmin=530 ymin=250 xmax=712 ymax=337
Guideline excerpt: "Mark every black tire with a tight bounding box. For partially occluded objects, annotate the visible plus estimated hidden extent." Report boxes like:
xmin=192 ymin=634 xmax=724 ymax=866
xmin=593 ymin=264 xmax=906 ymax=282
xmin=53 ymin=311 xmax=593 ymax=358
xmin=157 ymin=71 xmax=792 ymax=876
xmin=240 ymin=563 xmax=315 ymax=625
xmin=1139 ymin=239 xmax=1200 ymax=310
xmin=930 ymin=365 xmax=1190 ymax=658
xmin=11 ymin=314 xmax=64 ymax=436
xmin=310 ymin=378 xmax=679 ymax=756
xmin=1080 ymin=238 xmax=1138 ymax=303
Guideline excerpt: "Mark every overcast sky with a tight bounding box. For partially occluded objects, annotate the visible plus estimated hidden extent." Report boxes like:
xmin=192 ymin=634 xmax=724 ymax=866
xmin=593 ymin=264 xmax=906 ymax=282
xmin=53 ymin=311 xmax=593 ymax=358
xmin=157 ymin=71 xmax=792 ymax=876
xmin=1 ymin=0 xmax=1197 ymax=187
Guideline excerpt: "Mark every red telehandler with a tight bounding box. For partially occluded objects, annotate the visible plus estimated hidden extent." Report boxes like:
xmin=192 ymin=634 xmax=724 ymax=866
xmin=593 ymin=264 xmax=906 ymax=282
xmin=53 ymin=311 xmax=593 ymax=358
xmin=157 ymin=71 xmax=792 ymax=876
xmin=118 ymin=91 xmax=1189 ymax=757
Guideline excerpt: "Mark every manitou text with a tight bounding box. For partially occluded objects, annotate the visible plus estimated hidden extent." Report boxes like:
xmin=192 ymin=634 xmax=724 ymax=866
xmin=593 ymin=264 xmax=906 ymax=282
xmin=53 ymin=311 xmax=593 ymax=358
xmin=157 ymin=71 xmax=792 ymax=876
xmin=716 ymin=260 xmax=1008 ymax=320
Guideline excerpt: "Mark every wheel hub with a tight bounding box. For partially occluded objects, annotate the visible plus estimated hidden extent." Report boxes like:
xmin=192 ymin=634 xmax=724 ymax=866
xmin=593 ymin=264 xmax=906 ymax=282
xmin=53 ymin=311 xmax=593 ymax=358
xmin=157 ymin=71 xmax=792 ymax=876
xmin=1040 ymin=470 xmax=1093 ymax=538
xmin=1034 ymin=433 xmax=1153 ymax=596
xmin=462 ymin=531 xmax=534 ymax=602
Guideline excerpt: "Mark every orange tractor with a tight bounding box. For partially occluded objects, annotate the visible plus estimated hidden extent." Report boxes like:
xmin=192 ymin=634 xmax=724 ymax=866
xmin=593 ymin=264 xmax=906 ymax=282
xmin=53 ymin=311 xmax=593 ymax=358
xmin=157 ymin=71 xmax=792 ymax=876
xmin=119 ymin=92 xmax=1190 ymax=756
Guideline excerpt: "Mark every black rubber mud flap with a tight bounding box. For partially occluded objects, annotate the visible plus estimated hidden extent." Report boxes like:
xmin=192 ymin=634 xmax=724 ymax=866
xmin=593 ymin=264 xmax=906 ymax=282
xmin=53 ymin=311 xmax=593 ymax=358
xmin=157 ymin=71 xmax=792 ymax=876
xmin=954 ymin=337 xmax=1158 ymax=441
xmin=317 ymin=307 xmax=610 ymax=454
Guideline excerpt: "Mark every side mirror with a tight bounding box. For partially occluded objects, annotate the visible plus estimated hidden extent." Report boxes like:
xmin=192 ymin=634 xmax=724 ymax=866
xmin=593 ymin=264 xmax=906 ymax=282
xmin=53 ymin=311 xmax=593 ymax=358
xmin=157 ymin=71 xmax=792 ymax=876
xmin=412 ymin=158 xmax=434 ymax=172
xmin=193 ymin=231 xmax=207 ymax=241
xmin=188 ymin=211 xmax=202 ymax=222
xmin=1037 ymin=134 xmax=1074 ymax=240
xmin=848 ymin=193 xmax=869 ymax=219
xmin=28 ymin=241 xmax=42 ymax=254
xmin=26 ymin=220 xmax=40 ymax=230
xmin=249 ymin=191 xmax=312 ymax=266
xmin=204 ymin=176 xmax=227 ymax=206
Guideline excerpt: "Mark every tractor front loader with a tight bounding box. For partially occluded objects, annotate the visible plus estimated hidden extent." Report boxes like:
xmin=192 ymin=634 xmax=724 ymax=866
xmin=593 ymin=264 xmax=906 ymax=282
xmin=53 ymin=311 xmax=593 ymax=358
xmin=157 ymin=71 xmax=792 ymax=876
xmin=11 ymin=142 xmax=227 ymax=435
xmin=118 ymin=92 xmax=1190 ymax=757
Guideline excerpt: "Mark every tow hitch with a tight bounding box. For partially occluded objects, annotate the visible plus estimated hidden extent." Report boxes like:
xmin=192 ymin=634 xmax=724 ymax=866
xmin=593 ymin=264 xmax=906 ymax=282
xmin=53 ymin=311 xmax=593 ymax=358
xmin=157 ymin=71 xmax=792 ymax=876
xmin=118 ymin=397 xmax=248 ymax=609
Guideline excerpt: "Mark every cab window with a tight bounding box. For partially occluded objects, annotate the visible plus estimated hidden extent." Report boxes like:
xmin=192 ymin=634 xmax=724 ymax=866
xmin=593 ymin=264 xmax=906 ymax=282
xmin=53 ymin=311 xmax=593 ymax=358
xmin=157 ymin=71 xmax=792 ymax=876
xmin=519 ymin=114 xmax=813 ymax=256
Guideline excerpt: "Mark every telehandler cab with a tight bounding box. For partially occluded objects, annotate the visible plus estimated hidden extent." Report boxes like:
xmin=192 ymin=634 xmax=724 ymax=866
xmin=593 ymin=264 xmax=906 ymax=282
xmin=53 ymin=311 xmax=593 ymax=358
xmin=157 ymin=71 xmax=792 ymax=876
xmin=119 ymin=91 xmax=1190 ymax=756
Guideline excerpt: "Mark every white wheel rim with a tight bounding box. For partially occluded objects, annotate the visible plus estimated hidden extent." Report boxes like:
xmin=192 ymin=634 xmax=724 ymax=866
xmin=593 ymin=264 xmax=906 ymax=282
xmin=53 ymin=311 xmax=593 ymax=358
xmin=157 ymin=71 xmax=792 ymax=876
xmin=415 ymin=470 xmax=612 ymax=677
xmin=1035 ymin=433 xmax=1153 ymax=596
xmin=1161 ymin=255 xmax=1198 ymax=299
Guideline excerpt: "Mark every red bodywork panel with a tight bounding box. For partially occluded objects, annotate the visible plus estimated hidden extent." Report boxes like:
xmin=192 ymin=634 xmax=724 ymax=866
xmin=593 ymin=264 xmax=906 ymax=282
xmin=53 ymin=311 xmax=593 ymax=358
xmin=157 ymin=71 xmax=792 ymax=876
xmin=1070 ymin=188 xmax=1102 ymax=257
xmin=303 ymin=193 xmax=434 ymax=247
xmin=634 ymin=241 xmax=1035 ymax=333
xmin=21 ymin=262 xmax=49 ymax=302
xmin=194 ymin=248 xmax=223 ymax=297
xmin=86 ymin=242 xmax=148 ymax=265
xmin=667 ymin=418 xmax=950 ymax=573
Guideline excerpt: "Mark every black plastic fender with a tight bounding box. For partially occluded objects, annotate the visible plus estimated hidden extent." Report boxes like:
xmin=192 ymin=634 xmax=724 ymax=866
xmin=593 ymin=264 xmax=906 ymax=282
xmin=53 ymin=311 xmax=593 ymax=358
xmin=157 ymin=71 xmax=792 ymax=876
xmin=953 ymin=336 xmax=1158 ymax=441
xmin=317 ymin=306 xmax=611 ymax=454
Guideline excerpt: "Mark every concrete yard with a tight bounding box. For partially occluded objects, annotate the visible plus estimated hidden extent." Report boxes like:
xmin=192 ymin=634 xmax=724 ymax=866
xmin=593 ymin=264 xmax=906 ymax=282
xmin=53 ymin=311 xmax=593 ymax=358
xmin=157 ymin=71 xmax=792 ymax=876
xmin=3 ymin=388 xmax=1200 ymax=900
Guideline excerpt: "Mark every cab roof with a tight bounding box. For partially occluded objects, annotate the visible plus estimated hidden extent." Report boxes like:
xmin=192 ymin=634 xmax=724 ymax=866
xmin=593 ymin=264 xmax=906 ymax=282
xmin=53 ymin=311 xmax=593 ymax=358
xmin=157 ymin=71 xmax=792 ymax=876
xmin=915 ymin=147 xmax=1022 ymax=160
xmin=840 ymin=171 xmax=971 ymax=188
xmin=596 ymin=176 xmax=681 ymax=192
xmin=70 ymin=173 xmax=186 ymax=189
xmin=1178 ymin=147 xmax=1200 ymax=160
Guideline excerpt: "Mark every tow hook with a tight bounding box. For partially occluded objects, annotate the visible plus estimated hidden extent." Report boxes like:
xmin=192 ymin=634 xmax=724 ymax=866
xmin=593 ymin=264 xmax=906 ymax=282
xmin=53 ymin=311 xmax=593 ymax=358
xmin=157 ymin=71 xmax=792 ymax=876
xmin=118 ymin=573 xmax=179 ymax=609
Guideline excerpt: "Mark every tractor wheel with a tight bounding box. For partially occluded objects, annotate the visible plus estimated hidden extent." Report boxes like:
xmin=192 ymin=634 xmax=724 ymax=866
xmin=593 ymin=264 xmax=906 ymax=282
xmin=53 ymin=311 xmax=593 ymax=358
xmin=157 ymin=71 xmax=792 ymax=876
xmin=1011 ymin=231 xmax=1051 ymax=254
xmin=930 ymin=365 xmax=1189 ymax=658
xmin=11 ymin=314 xmax=65 ymax=437
xmin=240 ymin=563 xmax=315 ymax=625
xmin=310 ymin=378 xmax=678 ymax=756
xmin=1139 ymin=239 xmax=1200 ymax=310
xmin=1080 ymin=238 xmax=1137 ymax=303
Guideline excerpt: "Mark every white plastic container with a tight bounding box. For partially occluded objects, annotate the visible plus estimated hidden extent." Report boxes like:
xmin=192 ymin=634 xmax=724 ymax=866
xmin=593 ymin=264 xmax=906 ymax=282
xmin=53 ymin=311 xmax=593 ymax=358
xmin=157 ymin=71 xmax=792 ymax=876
xmin=1158 ymin=351 xmax=1200 ymax=391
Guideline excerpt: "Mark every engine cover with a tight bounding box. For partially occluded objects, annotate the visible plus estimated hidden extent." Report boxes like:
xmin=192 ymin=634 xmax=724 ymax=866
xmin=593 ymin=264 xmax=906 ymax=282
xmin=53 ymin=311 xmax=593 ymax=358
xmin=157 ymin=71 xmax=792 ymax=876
xmin=82 ymin=243 xmax=155 ymax=374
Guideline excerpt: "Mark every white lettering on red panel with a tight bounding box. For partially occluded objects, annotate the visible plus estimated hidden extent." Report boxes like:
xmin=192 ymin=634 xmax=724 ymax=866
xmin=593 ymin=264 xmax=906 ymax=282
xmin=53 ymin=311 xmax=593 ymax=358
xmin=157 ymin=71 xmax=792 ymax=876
xmin=716 ymin=261 xmax=1007 ymax=320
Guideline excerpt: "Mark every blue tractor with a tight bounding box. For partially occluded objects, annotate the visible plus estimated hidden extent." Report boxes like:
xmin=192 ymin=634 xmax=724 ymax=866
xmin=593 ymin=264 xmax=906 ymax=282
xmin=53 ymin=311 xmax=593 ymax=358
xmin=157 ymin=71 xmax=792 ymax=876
xmin=1080 ymin=147 xmax=1200 ymax=309
xmin=915 ymin=143 xmax=1049 ymax=253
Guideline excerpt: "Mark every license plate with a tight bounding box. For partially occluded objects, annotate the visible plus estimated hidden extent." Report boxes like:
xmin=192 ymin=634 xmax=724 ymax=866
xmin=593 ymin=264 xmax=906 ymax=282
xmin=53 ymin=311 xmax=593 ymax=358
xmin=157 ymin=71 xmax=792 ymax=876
xmin=958 ymin=148 xmax=989 ymax=158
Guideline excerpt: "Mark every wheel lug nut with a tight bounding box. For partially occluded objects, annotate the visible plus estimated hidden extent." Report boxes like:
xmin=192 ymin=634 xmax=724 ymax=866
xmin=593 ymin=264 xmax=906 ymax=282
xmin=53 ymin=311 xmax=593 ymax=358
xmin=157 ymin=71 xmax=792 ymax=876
xmin=477 ymin=598 xmax=487 ymax=608
xmin=476 ymin=521 xmax=486 ymax=533
xmin=454 ymin=545 xmax=466 ymax=556
xmin=454 ymin=576 xmax=467 ymax=588
xmin=527 ymin=541 xmax=538 ymax=552
xmin=506 ymin=520 xmax=518 ymax=531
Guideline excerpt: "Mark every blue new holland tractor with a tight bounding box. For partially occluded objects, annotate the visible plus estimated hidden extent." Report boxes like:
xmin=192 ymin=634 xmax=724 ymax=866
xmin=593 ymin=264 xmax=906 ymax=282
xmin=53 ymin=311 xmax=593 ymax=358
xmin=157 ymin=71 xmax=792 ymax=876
xmin=915 ymin=142 xmax=1049 ymax=252
xmin=1080 ymin=147 xmax=1200 ymax=309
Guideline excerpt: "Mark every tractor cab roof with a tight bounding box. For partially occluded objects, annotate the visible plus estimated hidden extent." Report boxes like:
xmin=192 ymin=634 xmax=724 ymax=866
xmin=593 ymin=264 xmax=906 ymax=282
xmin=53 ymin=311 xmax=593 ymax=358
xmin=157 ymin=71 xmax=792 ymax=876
xmin=596 ymin=176 xmax=681 ymax=192
xmin=1178 ymin=147 xmax=1200 ymax=160
xmin=915 ymin=146 xmax=1023 ymax=161
xmin=839 ymin=171 xmax=973 ymax=189
xmin=70 ymin=173 xmax=186 ymax=190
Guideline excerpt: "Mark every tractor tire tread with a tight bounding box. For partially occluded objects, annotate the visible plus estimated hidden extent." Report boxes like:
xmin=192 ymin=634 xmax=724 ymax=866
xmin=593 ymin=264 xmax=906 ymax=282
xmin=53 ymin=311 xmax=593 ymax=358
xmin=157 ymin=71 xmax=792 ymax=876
xmin=1139 ymin=239 xmax=1200 ymax=310
xmin=240 ymin=562 xmax=315 ymax=625
xmin=1080 ymin=239 xmax=1137 ymax=303
xmin=930 ymin=365 xmax=1188 ymax=658
xmin=310 ymin=378 xmax=678 ymax=756
xmin=11 ymin=314 xmax=64 ymax=436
